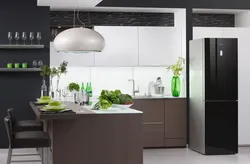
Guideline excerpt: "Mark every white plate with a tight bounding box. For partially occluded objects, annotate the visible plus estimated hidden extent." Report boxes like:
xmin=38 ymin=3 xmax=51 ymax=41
xmin=112 ymin=104 xmax=133 ymax=109
xmin=40 ymin=108 xmax=71 ymax=113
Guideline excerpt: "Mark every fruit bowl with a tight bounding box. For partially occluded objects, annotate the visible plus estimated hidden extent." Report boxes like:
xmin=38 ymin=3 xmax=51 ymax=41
xmin=112 ymin=104 xmax=133 ymax=109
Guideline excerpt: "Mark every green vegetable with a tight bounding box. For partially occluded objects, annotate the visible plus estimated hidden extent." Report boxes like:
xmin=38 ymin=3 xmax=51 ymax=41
xmin=118 ymin=94 xmax=133 ymax=104
xmin=92 ymin=102 xmax=100 ymax=110
xmin=97 ymin=90 xmax=133 ymax=109
xmin=68 ymin=82 xmax=80 ymax=92
xmin=99 ymin=99 xmax=112 ymax=110
xmin=49 ymin=101 xmax=62 ymax=106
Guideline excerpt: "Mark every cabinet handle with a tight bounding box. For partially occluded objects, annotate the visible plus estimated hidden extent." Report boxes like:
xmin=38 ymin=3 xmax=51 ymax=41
xmin=142 ymin=122 xmax=163 ymax=125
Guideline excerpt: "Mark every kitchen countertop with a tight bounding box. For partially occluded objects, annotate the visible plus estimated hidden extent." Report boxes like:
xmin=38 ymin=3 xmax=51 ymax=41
xmin=30 ymin=101 xmax=142 ymax=120
xmin=132 ymin=95 xmax=186 ymax=99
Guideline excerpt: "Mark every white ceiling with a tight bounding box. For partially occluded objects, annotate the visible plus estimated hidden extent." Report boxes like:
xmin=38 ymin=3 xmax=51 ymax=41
xmin=38 ymin=0 xmax=103 ymax=10
xmin=37 ymin=0 xmax=183 ymax=13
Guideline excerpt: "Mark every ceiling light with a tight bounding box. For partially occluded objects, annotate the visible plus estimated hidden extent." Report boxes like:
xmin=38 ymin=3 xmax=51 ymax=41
xmin=54 ymin=27 xmax=105 ymax=52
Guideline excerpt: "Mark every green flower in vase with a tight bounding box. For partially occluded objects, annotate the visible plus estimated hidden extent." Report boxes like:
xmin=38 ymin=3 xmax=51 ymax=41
xmin=167 ymin=57 xmax=185 ymax=97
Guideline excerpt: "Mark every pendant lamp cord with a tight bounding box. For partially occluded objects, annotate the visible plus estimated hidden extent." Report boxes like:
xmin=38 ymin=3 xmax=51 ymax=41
xmin=73 ymin=8 xmax=76 ymax=28
xmin=76 ymin=0 xmax=86 ymax=27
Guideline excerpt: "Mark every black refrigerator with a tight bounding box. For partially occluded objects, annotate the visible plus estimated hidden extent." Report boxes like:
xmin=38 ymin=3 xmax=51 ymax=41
xmin=189 ymin=38 xmax=238 ymax=155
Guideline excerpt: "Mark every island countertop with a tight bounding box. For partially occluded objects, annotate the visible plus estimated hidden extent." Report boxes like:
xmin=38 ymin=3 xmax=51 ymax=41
xmin=30 ymin=101 xmax=143 ymax=164
xmin=30 ymin=101 xmax=142 ymax=120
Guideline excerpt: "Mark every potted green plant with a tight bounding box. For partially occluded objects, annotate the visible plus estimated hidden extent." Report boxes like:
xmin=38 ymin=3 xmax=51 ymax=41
xmin=68 ymin=82 xmax=80 ymax=103
xmin=167 ymin=57 xmax=185 ymax=97
xmin=68 ymin=82 xmax=80 ymax=92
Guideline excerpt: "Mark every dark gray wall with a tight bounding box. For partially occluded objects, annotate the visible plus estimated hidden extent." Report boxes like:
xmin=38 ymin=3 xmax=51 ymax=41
xmin=0 ymin=0 xmax=50 ymax=148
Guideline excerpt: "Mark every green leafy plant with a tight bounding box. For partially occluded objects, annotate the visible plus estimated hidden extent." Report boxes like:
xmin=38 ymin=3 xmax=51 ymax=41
xmin=68 ymin=82 xmax=80 ymax=92
xmin=93 ymin=90 xmax=133 ymax=110
xmin=40 ymin=65 xmax=50 ymax=78
xmin=167 ymin=57 xmax=185 ymax=77
xmin=51 ymin=61 xmax=68 ymax=92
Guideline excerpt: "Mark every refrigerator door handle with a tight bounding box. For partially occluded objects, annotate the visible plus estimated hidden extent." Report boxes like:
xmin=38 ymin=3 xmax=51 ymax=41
xmin=204 ymin=100 xmax=238 ymax=102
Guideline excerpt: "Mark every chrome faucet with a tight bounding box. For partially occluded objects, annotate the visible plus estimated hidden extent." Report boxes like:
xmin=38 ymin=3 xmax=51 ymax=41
xmin=128 ymin=79 xmax=139 ymax=96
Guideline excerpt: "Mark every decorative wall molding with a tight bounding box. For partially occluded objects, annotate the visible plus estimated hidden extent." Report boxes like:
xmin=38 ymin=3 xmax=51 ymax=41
xmin=193 ymin=14 xmax=235 ymax=27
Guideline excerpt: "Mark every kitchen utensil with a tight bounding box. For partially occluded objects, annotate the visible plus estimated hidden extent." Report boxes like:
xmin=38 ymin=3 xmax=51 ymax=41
xmin=14 ymin=63 xmax=20 ymax=68
xmin=155 ymin=86 xmax=165 ymax=95
xmin=32 ymin=60 xmax=37 ymax=68
xmin=112 ymin=104 xmax=133 ymax=109
xmin=22 ymin=32 xmax=27 ymax=45
xmin=15 ymin=32 xmax=20 ymax=45
xmin=37 ymin=32 xmax=42 ymax=45
xmin=22 ymin=63 xmax=27 ymax=68
xmin=29 ymin=32 xmax=34 ymax=45
xmin=7 ymin=63 xmax=12 ymax=68
xmin=8 ymin=32 xmax=12 ymax=45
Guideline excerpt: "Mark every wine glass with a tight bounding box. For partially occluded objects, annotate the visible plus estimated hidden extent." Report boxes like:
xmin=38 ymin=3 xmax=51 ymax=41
xmin=38 ymin=60 xmax=43 ymax=67
xmin=32 ymin=60 xmax=37 ymax=68
xmin=62 ymin=87 xmax=69 ymax=102
xmin=8 ymin=32 xmax=12 ymax=45
xmin=22 ymin=32 xmax=27 ymax=45
xmin=15 ymin=32 xmax=20 ymax=45
xmin=37 ymin=32 xmax=42 ymax=45
xmin=29 ymin=32 xmax=34 ymax=45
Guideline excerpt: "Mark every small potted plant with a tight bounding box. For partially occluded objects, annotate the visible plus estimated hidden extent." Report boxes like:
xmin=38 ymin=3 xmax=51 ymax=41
xmin=68 ymin=82 xmax=80 ymax=103
xmin=167 ymin=57 xmax=185 ymax=97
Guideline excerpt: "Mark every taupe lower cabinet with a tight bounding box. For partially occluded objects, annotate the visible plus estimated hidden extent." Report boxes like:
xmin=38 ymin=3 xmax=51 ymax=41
xmin=132 ymin=98 xmax=186 ymax=148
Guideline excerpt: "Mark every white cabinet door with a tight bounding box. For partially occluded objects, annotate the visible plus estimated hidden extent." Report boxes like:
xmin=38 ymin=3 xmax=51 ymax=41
xmin=138 ymin=27 xmax=182 ymax=66
xmin=94 ymin=26 xmax=138 ymax=66
xmin=50 ymin=42 xmax=94 ymax=67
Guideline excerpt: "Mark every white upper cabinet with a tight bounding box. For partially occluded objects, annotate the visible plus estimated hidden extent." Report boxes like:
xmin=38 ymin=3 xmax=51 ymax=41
xmin=50 ymin=42 xmax=94 ymax=67
xmin=94 ymin=26 xmax=139 ymax=66
xmin=138 ymin=27 xmax=182 ymax=66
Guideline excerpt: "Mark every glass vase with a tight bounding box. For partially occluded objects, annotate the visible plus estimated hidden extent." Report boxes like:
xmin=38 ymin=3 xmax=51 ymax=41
xmin=49 ymin=77 xmax=54 ymax=98
xmin=171 ymin=76 xmax=180 ymax=97
xmin=41 ymin=78 xmax=48 ymax=97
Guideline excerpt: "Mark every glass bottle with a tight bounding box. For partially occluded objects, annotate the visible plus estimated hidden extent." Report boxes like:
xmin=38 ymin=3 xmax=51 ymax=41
xmin=49 ymin=77 xmax=54 ymax=98
xmin=89 ymin=82 xmax=92 ymax=97
xmin=85 ymin=83 xmax=89 ymax=93
xmin=81 ymin=82 xmax=85 ymax=94
xmin=171 ymin=76 xmax=180 ymax=97
xmin=41 ymin=79 xmax=48 ymax=97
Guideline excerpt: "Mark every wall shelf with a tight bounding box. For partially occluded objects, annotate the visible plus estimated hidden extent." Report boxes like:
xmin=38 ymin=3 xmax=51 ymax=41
xmin=0 ymin=45 xmax=44 ymax=49
xmin=0 ymin=68 xmax=41 ymax=72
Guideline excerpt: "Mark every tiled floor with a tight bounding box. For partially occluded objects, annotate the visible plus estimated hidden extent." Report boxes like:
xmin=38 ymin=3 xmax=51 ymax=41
xmin=144 ymin=147 xmax=250 ymax=164
xmin=0 ymin=148 xmax=249 ymax=164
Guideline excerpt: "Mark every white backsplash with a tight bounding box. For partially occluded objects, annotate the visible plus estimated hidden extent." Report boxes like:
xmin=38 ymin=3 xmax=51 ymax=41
xmin=52 ymin=67 xmax=186 ymax=97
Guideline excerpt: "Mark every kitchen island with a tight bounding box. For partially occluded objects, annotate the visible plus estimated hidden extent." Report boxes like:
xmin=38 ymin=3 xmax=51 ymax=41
xmin=30 ymin=102 xmax=143 ymax=164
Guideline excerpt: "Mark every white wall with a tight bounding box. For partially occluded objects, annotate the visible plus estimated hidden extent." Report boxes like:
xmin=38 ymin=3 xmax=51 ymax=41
xmin=235 ymin=11 xmax=250 ymax=27
xmin=193 ymin=27 xmax=250 ymax=145
xmin=51 ymin=66 xmax=177 ymax=96
xmin=175 ymin=9 xmax=187 ymax=97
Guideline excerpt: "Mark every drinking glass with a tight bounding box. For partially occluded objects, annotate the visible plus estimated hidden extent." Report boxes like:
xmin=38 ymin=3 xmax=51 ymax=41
xmin=22 ymin=32 xmax=27 ymax=45
xmin=29 ymin=32 xmax=34 ymax=45
xmin=37 ymin=32 xmax=42 ymax=45
xmin=15 ymin=32 xmax=20 ymax=45
xmin=38 ymin=60 xmax=43 ymax=67
xmin=8 ymin=32 xmax=12 ymax=45
xmin=32 ymin=60 xmax=37 ymax=68
xmin=62 ymin=87 xmax=69 ymax=102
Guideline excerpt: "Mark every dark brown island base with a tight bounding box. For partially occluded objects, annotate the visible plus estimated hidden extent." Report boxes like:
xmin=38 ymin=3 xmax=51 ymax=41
xmin=30 ymin=102 xmax=143 ymax=164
